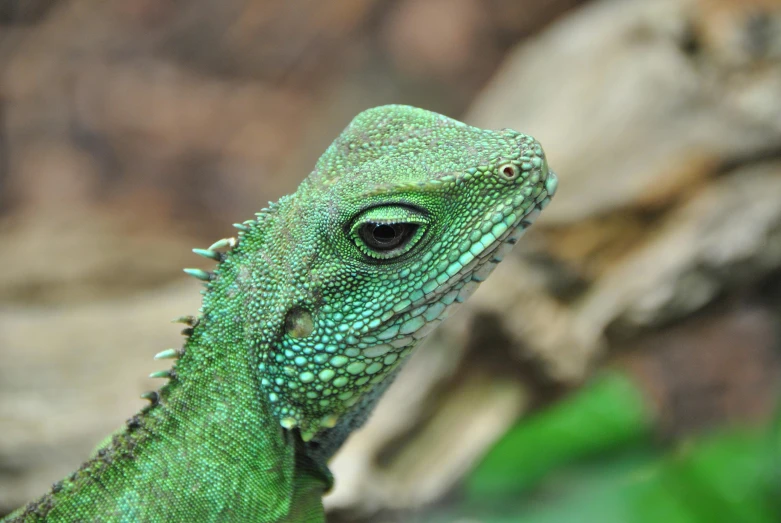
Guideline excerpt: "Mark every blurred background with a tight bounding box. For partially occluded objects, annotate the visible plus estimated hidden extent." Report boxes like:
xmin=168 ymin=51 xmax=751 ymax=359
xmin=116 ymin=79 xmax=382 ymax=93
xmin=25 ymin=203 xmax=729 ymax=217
xmin=0 ymin=0 xmax=780 ymax=521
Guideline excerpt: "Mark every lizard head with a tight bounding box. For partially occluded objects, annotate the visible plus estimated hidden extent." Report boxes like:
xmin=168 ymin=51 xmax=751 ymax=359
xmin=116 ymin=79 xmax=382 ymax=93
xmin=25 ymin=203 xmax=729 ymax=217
xmin=243 ymin=106 xmax=557 ymax=441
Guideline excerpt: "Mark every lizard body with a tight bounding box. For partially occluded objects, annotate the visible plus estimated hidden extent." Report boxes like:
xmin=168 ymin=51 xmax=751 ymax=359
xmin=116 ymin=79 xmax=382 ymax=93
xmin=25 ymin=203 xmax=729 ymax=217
xmin=4 ymin=105 xmax=557 ymax=522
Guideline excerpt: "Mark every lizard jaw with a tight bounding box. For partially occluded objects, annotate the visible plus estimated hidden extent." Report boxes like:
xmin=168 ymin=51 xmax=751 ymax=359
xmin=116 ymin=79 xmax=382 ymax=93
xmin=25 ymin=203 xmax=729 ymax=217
xmin=404 ymin=171 xmax=557 ymax=314
xmin=347 ymin=171 xmax=558 ymax=360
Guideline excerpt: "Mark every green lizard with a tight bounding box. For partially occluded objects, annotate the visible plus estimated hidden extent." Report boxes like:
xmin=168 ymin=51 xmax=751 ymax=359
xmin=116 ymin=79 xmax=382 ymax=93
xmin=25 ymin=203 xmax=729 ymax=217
xmin=4 ymin=105 xmax=557 ymax=522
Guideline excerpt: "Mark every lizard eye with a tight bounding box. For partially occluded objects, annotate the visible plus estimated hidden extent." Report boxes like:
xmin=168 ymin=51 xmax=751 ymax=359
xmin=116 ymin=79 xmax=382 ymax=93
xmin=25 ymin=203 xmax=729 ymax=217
xmin=350 ymin=206 xmax=428 ymax=260
xmin=360 ymin=223 xmax=418 ymax=250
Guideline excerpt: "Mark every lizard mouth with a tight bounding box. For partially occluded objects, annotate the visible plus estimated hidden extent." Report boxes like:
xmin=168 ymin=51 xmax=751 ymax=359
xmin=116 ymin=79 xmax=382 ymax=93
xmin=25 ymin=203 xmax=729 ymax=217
xmin=354 ymin=170 xmax=558 ymax=347
xmin=407 ymin=170 xmax=558 ymax=312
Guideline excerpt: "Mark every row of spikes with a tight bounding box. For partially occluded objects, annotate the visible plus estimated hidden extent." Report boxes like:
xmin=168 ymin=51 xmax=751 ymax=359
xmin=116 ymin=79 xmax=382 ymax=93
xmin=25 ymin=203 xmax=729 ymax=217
xmin=182 ymin=202 xmax=279 ymax=283
xmin=139 ymin=234 xmax=238 ymax=407
xmin=182 ymin=236 xmax=236 ymax=282
xmin=34 ymin=216 xmax=277 ymax=516
xmin=139 ymin=202 xmax=281 ymax=408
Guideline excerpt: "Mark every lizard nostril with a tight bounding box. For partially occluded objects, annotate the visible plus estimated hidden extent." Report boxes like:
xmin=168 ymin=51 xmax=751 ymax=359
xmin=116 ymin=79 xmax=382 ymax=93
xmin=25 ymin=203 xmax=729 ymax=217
xmin=498 ymin=163 xmax=519 ymax=180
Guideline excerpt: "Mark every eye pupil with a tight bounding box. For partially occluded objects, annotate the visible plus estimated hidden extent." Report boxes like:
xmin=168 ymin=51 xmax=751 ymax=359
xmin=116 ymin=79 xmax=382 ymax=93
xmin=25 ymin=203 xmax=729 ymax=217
xmin=372 ymin=224 xmax=398 ymax=244
xmin=358 ymin=222 xmax=418 ymax=253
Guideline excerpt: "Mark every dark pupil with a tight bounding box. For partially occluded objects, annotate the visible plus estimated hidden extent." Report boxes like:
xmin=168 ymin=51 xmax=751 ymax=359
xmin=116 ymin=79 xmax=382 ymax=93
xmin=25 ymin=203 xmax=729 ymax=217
xmin=361 ymin=222 xmax=416 ymax=251
xmin=372 ymin=224 xmax=398 ymax=244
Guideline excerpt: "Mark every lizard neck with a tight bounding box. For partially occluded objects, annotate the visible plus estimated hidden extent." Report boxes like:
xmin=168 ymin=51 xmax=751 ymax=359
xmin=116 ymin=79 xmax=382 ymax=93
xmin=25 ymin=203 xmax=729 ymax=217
xmin=19 ymin=222 xmax=328 ymax=521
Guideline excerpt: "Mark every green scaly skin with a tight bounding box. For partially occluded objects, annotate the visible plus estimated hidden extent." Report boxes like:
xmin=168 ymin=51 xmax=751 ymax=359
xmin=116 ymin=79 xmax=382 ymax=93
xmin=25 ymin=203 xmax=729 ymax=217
xmin=4 ymin=105 xmax=557 ymax=522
